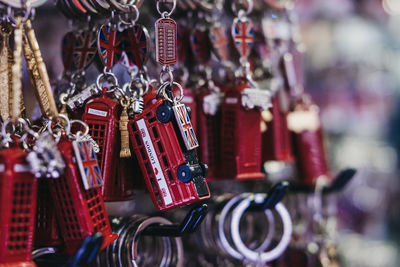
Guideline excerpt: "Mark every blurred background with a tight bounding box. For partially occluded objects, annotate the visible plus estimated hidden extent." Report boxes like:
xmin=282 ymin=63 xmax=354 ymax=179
xmin=29 ymin=0 xmax=400 ymax=266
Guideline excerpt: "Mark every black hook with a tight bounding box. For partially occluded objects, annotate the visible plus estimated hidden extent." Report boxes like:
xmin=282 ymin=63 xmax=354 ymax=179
xmin=141 ymin=204 xmax=209 ymax=237
xmin=64 ymin=233 xmax=104 ymax=267
xmin=288 ymin=168 xmax=357 ymax=194
xmin=248 ymin=181 xmax=290 ymax=211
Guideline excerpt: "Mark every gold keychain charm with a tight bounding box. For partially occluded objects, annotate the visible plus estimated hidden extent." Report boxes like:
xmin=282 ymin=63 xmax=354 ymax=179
xmin=24 ymin=19 xmax=58 ymax=118
xmin=119 ymin=97 xmax=131 ymax=158
xmin=0 ymin=22 xmax=12 ymax=121
xmin=10 ymin=17 xmax=24 ymax=123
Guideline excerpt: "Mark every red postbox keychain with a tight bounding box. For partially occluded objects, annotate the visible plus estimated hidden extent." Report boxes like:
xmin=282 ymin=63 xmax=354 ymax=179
xmin=127 ymin=1 xmax=210 ymax=210
xmin=47 ymin=115 xmax=117 ymax=255
xmin=288 ymin=97 xmax=331 ymax=185
xmin=220 ymin=3 xmax=271 ymax=180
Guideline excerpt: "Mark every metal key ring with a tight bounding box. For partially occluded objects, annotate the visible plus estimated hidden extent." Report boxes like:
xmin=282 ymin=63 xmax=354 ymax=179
xmin=1 ymin=0 xmax=46 ymax=8
xmin=47 ymin=114 xmax=71 ymax=139
xmin=18 ymin=118 xmax=39 ymax=147
xmin=70 ymin=119 xmax=90 ymax=139
xmin=217 ymin=194 xmax=277 ymax=260
xmin=230 ymin=195 xmax=292 ymax=264
xmin=1 ymin=119 xmax=15 ymax=146
xmin=232 ymin=0 xmax=253 ymax=16
xmin=119 ymin=3 xmax=139 ymax=25
xmin=158 ymin=81 xmax=184 ymax=103
xmin=156 ymin=0 xmax=176 ymax=17
xmin=96 ymin=70 xmax=119 ymax=91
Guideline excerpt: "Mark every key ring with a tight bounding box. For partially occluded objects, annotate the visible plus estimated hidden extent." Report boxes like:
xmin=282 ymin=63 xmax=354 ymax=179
xmin=119 ymin=3 xmax=139 ymax=26
xmin=47 ymin=114 xmax=71 ymax=141
xmin=157 ymin=81 xmax=184 ymax=103
xmin=217 ymin=194 xmax=277 ymax=260
xmin=69 ymin=119 xmax=90 ymax=140
xmin=232 ymin=0 xmax=253 ymax=16
xmin=156 ymin=0 xmax=176 ymax=18
xmin=230 ymin=194 xmax=293 ymax=264
xmin=96 ymin=69 xmax=119 ymax=92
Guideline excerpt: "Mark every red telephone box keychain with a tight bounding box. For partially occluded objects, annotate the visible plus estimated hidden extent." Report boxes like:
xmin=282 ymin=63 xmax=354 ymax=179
xmin=220 ymin=2 xmax=271 ymax=180
xmin=0 ymin=122 xmax=37 ymax=267
xmin=46 ymin=115 xmax=117 ymax=254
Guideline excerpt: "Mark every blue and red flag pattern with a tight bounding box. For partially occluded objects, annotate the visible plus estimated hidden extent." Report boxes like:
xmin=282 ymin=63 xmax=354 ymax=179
xmin=173 ymin=104 xmax=199 ymax=150
xmin=232 ymin=17 xmax=254 ymax=58
xmin=62 ymin=30 xmax=98 ymax=71
xmin=190 ymin=28 xmax=211 ymax=66
xmin=61 ymin=31 xmax=76 ymax=71
xmin=73 ymin=140 xmax=103 ymax=190
xmin=209 ymin=24 xmax=231 ymax=62
xmin=120 ymin=25 xmax=150 ymax=69
xmin=98 ymin=25 xmax=124 ymax=69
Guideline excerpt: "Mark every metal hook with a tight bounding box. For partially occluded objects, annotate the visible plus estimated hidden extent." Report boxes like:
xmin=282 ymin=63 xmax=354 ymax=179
xmin=248 ymin=181 xmax=289 ymax=211
xmin=288 ymin=168 xmax=357 ymax=194
xmin=141 ymin=204 xmax=208 ymax=237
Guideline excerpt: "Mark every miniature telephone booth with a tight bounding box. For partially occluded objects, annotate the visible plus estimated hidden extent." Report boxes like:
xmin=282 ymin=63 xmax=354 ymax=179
xmin=48 ymin=135 xmax=117 ymax=255
xmin=220 ymin=82 xmax=265 ymax=180
xmin=196 ymin=89 xmax=222 ymax=180
xmin=34 ymin=179 xmax=63 ymax=248
xmin=288 ymin=103 xmax=331 ymax=185
xmin=0 ymin=148 xmax=37 ymax=267
xmin=261 ymin=92 xmax=293 ymax=162
xmin=128 ymin=98 xmax=210 ymax=211
xmin=82 ymin=90 xmax=135 ymax=201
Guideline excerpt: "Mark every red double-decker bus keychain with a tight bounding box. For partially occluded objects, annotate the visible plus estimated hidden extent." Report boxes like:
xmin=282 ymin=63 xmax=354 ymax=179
xmin=127 ymin=0 xmax=210 ymax=211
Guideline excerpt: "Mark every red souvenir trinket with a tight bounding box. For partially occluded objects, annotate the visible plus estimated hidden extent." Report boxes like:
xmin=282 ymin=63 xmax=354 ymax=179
xmin=82 ymin=89 xmax=135 ymax=201
xmin=48 ymin=135 xmax=117 ymax=255
xmin=155 ymin=18 xmax=177 ymax=66
xmin=0 ymin=147 xmax=37 ymax=267
xmin=128 ymin=98 xmax=210 ymax=211
xmin=220 ymin=82 xmax=265 ymax=180
xmin=196 ymin=89 xmax=223 ymax=180
xmin=288 ymin=102 xmax=331 ymax=185
xmin=34 ymin=179 xmax=63 ymax=248
xmin=261 ymin=92 xmax=293 ymax=162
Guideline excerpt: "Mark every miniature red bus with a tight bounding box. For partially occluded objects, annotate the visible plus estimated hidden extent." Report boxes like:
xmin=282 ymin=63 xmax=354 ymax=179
xmin=128 ymin=98 xmax=210 ymax=211
xmin=0 ymin=147 xmax=37 ymax=267
xmin=83 ymin=91 xmax=135 ymax=201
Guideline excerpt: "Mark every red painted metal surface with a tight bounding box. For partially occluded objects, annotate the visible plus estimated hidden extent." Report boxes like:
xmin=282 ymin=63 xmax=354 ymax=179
xmin=82 ymin=91 xmax=135 ymax=201
xmin=262 ymin=93 xmax=293 ymax=162
xmin=128 ymin=98 xmax=210 ymax=211
xmin=48 ymin=135 xmax=117 ymax=255
xmin=196 ymin=89 xmax=222 ymax=180
xmin=290 ymin=103 xmax=331 ymax=185
xmin=34 ymin=179 xmax=63 ymax=248
xmin=220 ymin=82 xmax=264 ymax=180
xmin=0 ymin=147 xmax=37 ymax=267
xmin=292 ymin=126 xmax=330 ymax=186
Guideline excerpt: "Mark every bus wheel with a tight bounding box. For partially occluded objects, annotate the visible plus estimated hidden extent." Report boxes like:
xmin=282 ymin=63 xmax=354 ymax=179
xmin=177 ymin=164 xmax=192 ymax=183
xmin=156 ymin=104 xmax=172 ymax=123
